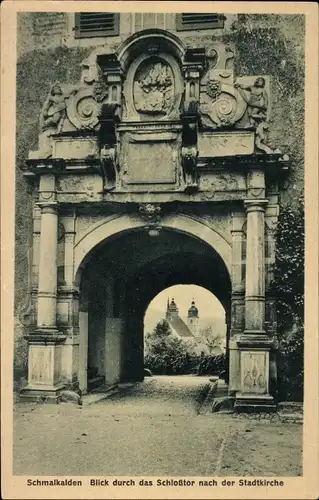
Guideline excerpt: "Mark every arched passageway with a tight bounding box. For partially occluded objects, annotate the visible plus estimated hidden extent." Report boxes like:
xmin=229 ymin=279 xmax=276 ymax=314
xmin=76 ymin=218 xmax=231 ymax=392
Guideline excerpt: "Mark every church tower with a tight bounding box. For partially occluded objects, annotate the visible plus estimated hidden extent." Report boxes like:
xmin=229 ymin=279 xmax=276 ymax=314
xmin=187 ymin=300 xmax=200 ymax=336
xmin=165 ymin=297 xmax=179 ymax=319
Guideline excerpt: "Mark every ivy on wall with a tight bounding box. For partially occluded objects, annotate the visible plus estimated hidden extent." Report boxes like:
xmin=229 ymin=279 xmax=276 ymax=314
xmin=226 ymin=14 xmax=305 ymax=203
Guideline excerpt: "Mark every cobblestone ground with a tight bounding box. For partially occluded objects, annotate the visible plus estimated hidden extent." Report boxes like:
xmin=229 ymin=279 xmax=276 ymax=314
xmin=13 ymin=376 xmax=302 ymax=477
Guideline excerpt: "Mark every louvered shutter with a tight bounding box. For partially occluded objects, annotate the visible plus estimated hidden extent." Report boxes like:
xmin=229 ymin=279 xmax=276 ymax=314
xmin=176 ymin=13 xmax=225 ymax=31
xmin=74 ymin=13 xmax=119 ymax=38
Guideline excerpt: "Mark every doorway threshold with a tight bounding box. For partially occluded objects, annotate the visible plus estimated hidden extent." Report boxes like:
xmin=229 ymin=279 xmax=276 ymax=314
xmin=82 ymin=384 xmax=119 ymax=406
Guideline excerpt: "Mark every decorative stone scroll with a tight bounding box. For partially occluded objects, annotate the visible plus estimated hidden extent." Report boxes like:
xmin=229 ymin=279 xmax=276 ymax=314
xmin=30 ymin=33 xmax=288 ymax=173
xmin=67 ymin=85 xmax=107 ymax=130
xmin=198 ymin=45 xmax=282 ymax=155
xmin=200 ymin=69 xmax=247 ymax=130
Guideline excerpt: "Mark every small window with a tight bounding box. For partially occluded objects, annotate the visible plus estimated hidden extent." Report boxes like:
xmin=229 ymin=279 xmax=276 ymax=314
xmin=74 ymin=12 xmax=119 ymax=38
xmin=134 ymin=13 xmax=165 ymax=31
xmin=176 ymin=13 xmax=225 ymax=31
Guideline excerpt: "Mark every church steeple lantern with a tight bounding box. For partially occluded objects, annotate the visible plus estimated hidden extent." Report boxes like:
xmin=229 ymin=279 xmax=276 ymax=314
xmin=187 ymin=299 xmax=200 ymax=336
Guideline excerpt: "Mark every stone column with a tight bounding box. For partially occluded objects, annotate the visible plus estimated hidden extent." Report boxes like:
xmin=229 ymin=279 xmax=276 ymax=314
xmin=36 ymin=202 xmax=59 ymax=331
xmin=235 ymin=198 xmax=276 ymax=412
xmin=228 ymin=213 xmax=245 ymax=393
xmin=21 ymin=175 xmax=66 ymax=401
xmin=244 ymin=199 xmax=268 ymax=334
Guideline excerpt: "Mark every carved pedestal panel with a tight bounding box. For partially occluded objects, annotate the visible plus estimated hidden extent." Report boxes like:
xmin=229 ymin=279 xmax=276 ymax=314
xmin=234 ymin=336 xmax=276 ymax=412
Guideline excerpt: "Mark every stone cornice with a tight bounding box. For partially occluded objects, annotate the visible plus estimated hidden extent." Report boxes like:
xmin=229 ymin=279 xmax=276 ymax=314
xmin=197 ymin=153 xmax=290 ymax=172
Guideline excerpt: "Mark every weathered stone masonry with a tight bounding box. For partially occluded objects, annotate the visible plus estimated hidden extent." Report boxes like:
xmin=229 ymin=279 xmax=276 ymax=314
xmin=15 ymin=13 xmax=304 ymax=411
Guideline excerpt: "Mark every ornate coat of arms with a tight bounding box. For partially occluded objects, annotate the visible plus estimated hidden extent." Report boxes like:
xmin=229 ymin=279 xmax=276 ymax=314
xmin=133 ymin=59 xmax=174 ymax=115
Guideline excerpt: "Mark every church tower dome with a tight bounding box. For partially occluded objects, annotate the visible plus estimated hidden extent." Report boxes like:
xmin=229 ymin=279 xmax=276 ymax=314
xmin=166 ymin=297 xmax=179 ymax=318
xmin=187 ymin=299 xmax=200 ymax=336
xmin=188 ymin=300 xmax=199 ymax=318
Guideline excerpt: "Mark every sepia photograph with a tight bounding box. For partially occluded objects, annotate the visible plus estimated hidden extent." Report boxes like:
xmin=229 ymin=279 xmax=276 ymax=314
xmin=1 ymin=2 xmax=318 ymax=499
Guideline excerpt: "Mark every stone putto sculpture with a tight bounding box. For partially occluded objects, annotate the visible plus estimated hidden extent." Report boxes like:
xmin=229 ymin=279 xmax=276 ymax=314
xmin=39 ymin=82 xmax=69 ymax=133
xmin=234 ymin=77 xmax=268 ymax=127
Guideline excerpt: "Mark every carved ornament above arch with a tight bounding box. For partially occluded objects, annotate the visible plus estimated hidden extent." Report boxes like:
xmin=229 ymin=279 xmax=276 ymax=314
xmin=116 ymin=29 xmax=187 ymax=71
xmin=123 ymin=52 xmax=183 ymax=121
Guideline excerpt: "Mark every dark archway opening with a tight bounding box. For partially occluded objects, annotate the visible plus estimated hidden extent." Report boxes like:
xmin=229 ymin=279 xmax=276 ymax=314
xmin=78 ymin=227 xmax=231 ymax=391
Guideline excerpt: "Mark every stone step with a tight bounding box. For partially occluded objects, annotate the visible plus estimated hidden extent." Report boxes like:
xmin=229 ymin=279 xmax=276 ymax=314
xmin=278 ymin=412 xmax=303 ymax=423
xmin=82 ymin=385 xmax=119 ymax=406
xmin=87 ymin=376 xmax=105 ymax=392
xmin=278 ymin=402 xmax=303 ymax=414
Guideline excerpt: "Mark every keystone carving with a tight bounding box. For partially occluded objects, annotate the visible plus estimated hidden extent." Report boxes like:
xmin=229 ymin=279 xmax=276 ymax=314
xmin=138 ymin=204 xmax=162 ymax=235
xmin=139 ymin=203 xmax=161 ymax=218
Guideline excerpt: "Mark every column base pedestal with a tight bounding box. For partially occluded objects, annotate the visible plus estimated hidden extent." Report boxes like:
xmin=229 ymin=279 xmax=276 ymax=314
xmin=19 ymin=383 xmax=66 ymax=403
xmin=234 ymin=393 xmax=276 ymax=413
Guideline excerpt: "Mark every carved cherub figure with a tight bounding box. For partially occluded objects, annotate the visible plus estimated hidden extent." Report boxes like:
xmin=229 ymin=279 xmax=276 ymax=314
xmin=39 ymin=83 xmax=68 ymax=133
xmin=234 ymin=77 xmax=268 ymax=127
xmin=40 ymin=83 xmax=77 ymax=133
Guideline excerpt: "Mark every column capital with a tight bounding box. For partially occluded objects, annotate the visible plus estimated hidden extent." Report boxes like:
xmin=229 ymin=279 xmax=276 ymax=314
xmin=244 ymin=199 xmax=268 ymax=213
xmin=36 ymin=201 xmax=59 ymax=215
xmin=230 ymin=228 xmax=244 ymax=236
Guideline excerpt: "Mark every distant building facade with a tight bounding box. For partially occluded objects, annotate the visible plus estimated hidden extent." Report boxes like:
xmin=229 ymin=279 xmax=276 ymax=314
xmin=165 ymin=298 xmax=207 ymax=354
xmin=186 ymin=300 xmax=200 ymax=337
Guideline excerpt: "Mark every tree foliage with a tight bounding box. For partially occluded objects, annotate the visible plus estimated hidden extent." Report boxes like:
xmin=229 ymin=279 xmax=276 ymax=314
xmin=144 ymin=320 xmax=191 ymax=374
xmin=270 ymin=197 xmax=304 ymax=401
xmin=199 ymin=326 xmax=223 ymax=354
xmin=144 ymin=320 xmax=225 ymax=376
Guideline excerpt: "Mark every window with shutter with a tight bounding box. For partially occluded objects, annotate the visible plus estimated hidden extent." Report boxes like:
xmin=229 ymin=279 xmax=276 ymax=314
xmin=74 ymin=13 xmax=119 ymax=38
xmin=176 ymin=13 xmax=225 ymax=31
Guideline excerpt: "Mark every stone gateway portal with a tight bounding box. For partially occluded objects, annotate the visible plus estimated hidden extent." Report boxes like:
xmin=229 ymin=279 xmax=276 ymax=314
xmin=19 ymin=24 xmax=291 ymax=412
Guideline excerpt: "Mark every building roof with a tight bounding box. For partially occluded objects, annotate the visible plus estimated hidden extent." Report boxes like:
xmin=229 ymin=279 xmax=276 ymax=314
xmin=166 ymin=314 xmax=195 ymax=338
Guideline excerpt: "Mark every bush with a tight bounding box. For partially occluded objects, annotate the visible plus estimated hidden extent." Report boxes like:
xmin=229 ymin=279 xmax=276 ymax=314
xmin=196 ymin=353 xmax=225 ymax=376
xmin=13 ymin=335 xmax=28 ymax=390
xmin=276 ymin=319 xmax=304 ymax=402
